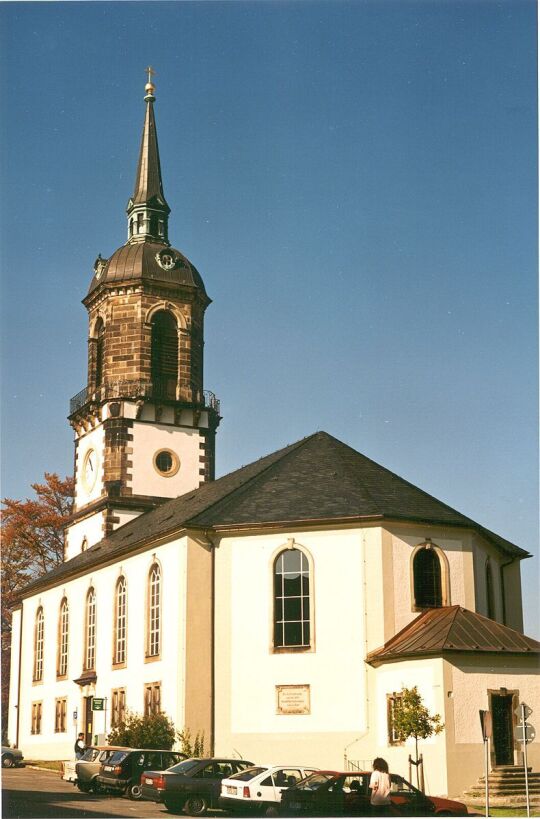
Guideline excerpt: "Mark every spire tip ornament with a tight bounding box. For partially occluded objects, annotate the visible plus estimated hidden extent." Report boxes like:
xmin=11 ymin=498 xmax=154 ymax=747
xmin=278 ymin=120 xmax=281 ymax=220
xmin=144 ymin=66 xmax=156 ymax=100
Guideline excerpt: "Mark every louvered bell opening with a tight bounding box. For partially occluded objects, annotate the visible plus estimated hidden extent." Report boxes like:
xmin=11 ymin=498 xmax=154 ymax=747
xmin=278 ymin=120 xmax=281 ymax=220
xmin=151 ymin=311 xmax=178 ymax=399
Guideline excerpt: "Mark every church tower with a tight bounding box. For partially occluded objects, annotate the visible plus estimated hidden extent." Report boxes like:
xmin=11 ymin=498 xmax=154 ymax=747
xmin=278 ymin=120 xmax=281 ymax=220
xmin=65 ymin=72 xmax=220 ymax=560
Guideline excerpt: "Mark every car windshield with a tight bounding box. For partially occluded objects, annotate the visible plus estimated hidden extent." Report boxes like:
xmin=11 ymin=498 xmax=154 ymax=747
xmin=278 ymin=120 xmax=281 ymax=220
xmin=295 ymin=773 xmax=335 ymax=791
xmin=228 ymin=766 xmax=267 ymax=781
xmin=107 ymin=751 xmax=129 ymax=764
xmin=80 ymin=748 xmax=98 ymax=762
xmin=167 ymin=758 xmax=202 ymax=774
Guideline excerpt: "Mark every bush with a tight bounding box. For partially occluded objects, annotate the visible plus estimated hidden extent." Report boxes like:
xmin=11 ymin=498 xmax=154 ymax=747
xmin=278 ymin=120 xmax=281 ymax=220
xmin=107 ymin=711 xmax=176 ymax=750
xmin=177 ymin=728 xmax=206 ymax=757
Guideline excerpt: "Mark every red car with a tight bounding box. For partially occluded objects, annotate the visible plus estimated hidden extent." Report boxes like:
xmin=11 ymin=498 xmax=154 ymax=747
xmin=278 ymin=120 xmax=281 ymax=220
xmin=279 ymin=771 xmax=468 ymax=816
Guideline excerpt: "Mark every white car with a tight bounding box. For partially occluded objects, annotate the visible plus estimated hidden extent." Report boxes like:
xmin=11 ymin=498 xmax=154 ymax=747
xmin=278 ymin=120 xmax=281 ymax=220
xmin=220 ymin=764 xmax=319 ymax=816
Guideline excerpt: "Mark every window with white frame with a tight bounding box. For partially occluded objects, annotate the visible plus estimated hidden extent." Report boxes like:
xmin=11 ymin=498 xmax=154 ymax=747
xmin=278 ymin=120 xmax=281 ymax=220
xmin=85 ymin=588 xmax=96 ymax=670
xmin=147 ymin=564 xmax=161 ymax=657
xmin=58 ymin=598 xmax=69 ymax=678
xmin=55 ymin=697 xmax=67 ymax=733
xmin=273 ymin=548 xmax=311 ymax=649
xmin=114 ymin=577 xmax=127 ymax=665
xmin=144 ymin=682 xmax=161 ymax=716
xmin=33 ymin=607 xmax=44 ymax=682
xmin=387 ymin=692 xmax=404 ymax=745
xmin=111 ymin=688 xmax=126 ymax=727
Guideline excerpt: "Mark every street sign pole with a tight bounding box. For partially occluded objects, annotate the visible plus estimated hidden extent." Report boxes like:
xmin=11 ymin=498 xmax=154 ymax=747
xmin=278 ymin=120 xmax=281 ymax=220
xmin=522 ymin=703 xmax=530 ymax=819
xmin=479 ymin=710 xmax=491 ymax=818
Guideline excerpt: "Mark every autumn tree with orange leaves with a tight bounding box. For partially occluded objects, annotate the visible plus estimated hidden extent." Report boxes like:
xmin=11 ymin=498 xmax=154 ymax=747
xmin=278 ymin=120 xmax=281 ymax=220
xmin=1 ymin=473 xmax=74 ymax=741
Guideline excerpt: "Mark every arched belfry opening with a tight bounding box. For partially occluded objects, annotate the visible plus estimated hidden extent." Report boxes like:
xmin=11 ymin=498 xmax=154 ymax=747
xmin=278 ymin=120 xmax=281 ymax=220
xmin=94 ymin=319 xmax=105 ymax=388
xmin=151 ymin=310 xmax=178 ymax=399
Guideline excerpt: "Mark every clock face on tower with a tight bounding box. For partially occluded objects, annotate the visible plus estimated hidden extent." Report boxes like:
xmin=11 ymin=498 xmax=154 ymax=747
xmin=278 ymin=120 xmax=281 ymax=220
xmin=82 ymin=448 xmax=98 ymax=493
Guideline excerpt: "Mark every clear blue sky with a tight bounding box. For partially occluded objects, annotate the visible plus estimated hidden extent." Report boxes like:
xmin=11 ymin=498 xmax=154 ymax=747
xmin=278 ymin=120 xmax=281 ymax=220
xmin=1 ymin=1 xmax=538 ymax=635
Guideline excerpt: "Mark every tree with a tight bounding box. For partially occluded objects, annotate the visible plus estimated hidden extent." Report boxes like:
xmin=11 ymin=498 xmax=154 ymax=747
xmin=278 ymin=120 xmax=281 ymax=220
xmin=1 ymin=473 xmax=74 ymax=740
xmin=392 ymin=686 xmax=444 ymax=788
xmin=107 ymin=711 xmax=177 ymax=750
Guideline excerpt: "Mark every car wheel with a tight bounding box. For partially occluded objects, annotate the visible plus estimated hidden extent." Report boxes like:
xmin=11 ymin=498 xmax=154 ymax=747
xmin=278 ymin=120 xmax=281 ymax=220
xmin=77 ymin=782 xmax=92 ymax=793
xmin=91 ymin=779 xmax=103 ymax=794
xmin=183 ymin=794 xmax=208 ymax=816
xmin=127 ymin=783 xmax=143 ymax=800
xmin=2 ymin=755 xmax=15 ymax=768
xmin=265 ymin=806 xmax=279 ymax=817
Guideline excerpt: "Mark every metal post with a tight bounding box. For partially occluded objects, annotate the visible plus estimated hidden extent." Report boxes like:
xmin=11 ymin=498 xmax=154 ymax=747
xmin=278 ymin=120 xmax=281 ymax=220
xmin=484 ymin=735 xmax=490 ymax=818
xmin=104 ymin=697 xmax=108 ymax=739
xmin=522 ymin=704 xmax=530 ymax=818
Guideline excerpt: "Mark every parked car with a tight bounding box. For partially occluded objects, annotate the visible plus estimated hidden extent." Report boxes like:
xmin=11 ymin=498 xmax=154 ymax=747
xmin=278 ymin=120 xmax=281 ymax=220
xmin=140 ymin=756 xmax=254 ymax=815
xmin=279 ymin=771 xmax=469 ymax=816
xmin=1 ymin=746 xmax=24 ymax=768
xmin=76 ymin=746 xmax=131 ymax=793
xmin=220 ymin=764 xmax=320 ymax=815
xmin=97 ymin=748 xmax=185 ymax=799
xmin=62 ymin=747 xmax=101 ymax=783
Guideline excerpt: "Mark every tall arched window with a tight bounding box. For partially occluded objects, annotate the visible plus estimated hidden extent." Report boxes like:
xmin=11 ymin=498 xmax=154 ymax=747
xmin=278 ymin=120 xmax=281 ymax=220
xmin=84 ymin=588 xmax=96 ymax=670
xmin=147 ymin=564 xmax=161 ymax=658
xmin=273 ymin=548 xmax=311 ymax=648
xmin=413 ymin=546 xmax=442 ymax=608
xmin=33 ymin=607 xmax=44 ymax=682
xmin=95 ymin=319 xmax=105 ymax=388
xmin=151 ymin=311 xmax=178 ymax=399
xmin=114 ymin=577 xmax=127 ymax=665
xmin=486 ymin=559 xmax=495 ymax=619
xmin=57 ymin=598 xmax=69 ymax=678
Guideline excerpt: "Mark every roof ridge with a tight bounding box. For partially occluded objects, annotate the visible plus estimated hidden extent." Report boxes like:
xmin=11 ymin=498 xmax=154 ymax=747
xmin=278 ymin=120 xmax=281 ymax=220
xmin=186 ymin=433 xmax=321 ymax=527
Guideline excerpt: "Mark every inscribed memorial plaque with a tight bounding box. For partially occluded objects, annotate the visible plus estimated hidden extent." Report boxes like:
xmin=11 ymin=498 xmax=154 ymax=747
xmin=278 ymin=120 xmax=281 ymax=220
xmin=276 ymin=684 xmax=310 ymax=715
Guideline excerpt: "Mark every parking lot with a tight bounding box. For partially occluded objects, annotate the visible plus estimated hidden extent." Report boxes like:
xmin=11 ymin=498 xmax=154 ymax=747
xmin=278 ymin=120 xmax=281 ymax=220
xmin=1 ymin=767 xmax=220 ymax=819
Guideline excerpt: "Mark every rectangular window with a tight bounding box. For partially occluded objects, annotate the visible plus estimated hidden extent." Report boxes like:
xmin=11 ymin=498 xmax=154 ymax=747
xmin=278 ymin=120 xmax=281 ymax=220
xmin=387 ymin=692 xmax=403 ymax=745
xmin=55 ymin=698 xmax=67 ymax=733
xmin=144 ymin=682 xmax=161 ymax=717
xmin=31 ymin=702 xmax=43 ymax=735
xmin=111 ymin=688 xmax=126 ymax=727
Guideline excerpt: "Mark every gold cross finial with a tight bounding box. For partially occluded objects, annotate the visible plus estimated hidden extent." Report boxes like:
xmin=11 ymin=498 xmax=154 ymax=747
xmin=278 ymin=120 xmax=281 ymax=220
xmin=146 ymin=66 xmax=155 ymax=84
xmin=144 ymin=66 xmax=156 ymax=98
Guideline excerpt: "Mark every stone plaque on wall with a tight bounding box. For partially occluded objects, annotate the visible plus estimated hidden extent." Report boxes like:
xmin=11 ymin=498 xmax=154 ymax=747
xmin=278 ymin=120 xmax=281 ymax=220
xmin=276 ymin=684 xmax=310 ymax=715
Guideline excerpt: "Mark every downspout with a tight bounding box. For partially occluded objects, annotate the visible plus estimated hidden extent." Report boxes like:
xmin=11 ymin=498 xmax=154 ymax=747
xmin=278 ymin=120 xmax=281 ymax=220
xmin=15 ymin=603 xmax=24 ymax=748
xmin=344 ymin=531 xmax=371 ymax=769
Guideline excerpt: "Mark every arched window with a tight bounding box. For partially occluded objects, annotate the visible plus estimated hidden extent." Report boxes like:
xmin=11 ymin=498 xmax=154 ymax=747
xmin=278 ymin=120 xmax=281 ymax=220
xmin=114 ymin=577 xmax=127 ymax=665
xmin=81 ymin=537 xmax=88 ymax=553
xmin=147 ymin=564 xmax=161 ymax=658
xmin=273 ymin=548 xmax=311 ymax=648
xmin=486 ymin=559 xmax=495 ymax=619
xmin=413 ymin=546 xmax=443 ymax=608
xmin=84 ymin=588 xmax=96 ymax=670
xmin=151 ymin=311 xmax=178 ymax=400
xmin=33 ymin=607 xmax=44 ymax=682
xmin=57 ymin=598 xmax=69 ymax=678
xmin=95 ymin=319 xmax=105 ymax=388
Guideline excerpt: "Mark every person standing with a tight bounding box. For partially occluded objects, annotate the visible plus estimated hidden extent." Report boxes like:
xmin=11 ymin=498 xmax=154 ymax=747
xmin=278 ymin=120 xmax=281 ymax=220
xmin=74 ymin=733 xmax=86 ymax=759
xmin=369 ymin=757 xmax=392 ymax=816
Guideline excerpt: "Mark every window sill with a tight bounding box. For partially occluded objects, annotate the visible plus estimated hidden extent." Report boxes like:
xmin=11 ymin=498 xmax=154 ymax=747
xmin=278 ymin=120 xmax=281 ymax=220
xmin=112 ymin=661 xmax=127 ymax=670
xmin=272 ymin=645 xmax=313 ymax=654
xmin=144 ymin=654 xmax=161 ymax=664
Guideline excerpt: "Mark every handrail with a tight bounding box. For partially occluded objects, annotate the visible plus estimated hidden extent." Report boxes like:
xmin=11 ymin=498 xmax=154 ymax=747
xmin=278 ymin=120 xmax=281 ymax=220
xmin=69 ymin=381 xmax=220 ymax=415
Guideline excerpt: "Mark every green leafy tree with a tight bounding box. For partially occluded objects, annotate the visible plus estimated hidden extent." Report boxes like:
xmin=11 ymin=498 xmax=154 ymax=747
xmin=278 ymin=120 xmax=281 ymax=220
xmin=392 ymin=686 xmax=444 ymax=786
xmin=177 ymin=727 xmax=206 ymax=757
xmin=107 ymin=711 xmax=176 ymax=750
xmin=1 ymin=473 xmax=74 ymax=741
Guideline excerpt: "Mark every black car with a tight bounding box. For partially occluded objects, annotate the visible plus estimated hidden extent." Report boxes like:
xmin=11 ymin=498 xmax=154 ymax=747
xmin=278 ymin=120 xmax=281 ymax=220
xmin=279 ymin=771 xmax=468 ymax=817
xmin=141 ymin=756 xmax=255 ymax=815
xmin=97 ymin=748 xmax=185 ymax=799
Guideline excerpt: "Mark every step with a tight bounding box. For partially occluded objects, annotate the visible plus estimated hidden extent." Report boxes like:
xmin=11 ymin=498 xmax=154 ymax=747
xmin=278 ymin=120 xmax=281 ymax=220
xmin=464 ymin=795 xmax=540 ymax=808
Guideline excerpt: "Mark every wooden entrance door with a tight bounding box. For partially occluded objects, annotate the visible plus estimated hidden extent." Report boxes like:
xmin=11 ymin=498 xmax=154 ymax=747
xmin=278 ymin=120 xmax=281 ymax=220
xmin=491 ymin=693 xmax=514 ymax=765
xmin=84 ymin=697 xmax=94 ymax=747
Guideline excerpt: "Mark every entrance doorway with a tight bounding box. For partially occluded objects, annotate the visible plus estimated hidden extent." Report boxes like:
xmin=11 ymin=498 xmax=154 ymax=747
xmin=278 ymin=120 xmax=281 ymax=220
xmin=490 ymin=692 xmax=515 ymax=766
xmin=84 ymin=697 xmax=94 ymax=747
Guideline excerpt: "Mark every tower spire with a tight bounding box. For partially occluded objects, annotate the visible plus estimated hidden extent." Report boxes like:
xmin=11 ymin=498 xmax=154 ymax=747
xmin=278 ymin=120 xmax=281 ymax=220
xmin=126 ymin=67 xmax=170 ymax=244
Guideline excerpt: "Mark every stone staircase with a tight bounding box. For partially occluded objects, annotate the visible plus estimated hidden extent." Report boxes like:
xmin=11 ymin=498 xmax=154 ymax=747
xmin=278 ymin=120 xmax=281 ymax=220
xmin=462 ymin=766 xmax=540 ymax=809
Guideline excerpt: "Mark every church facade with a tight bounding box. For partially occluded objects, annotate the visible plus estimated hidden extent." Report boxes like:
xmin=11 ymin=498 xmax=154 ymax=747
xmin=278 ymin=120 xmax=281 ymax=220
xmin=8 ymin=77 xmax=539 ymax=799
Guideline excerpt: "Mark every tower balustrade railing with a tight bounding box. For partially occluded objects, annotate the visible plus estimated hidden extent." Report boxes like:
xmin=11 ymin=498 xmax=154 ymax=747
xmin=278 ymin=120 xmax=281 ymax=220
xmin=69 ymin=381 xmax=220 ymax=415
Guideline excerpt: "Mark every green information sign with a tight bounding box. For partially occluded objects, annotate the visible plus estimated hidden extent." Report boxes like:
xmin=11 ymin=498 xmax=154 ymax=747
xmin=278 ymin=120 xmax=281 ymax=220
xmin=92 ymin=698 xmax=105 ymax=711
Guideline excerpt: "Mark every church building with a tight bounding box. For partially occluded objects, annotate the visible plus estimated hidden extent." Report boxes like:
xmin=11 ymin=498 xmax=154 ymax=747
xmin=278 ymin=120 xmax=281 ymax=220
xmin=8 ymin=76 xmax=539 ymax=799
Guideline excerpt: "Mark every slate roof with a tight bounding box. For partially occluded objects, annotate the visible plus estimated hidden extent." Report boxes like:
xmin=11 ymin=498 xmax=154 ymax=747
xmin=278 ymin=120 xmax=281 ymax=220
xmin=19 ymin=431 xmax=529 ymax=598
xmin=367 ymin=606 xmax=540 ymax=663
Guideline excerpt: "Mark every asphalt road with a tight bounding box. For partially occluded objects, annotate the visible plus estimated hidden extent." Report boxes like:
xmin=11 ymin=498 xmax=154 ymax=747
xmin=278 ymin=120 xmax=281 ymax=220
xmin=2 ymin=766 xmax=198 ymax=819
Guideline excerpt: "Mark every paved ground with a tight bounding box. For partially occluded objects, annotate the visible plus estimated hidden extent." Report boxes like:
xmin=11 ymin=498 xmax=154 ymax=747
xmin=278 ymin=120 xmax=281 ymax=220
xmin=2 ymin=766 xmax=201 ymax=819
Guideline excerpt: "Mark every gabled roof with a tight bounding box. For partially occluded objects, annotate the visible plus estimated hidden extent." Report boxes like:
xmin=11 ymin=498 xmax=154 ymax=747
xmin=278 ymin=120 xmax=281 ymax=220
xmin=20 ymin=431 xmax=529 ymax=598
xmin=367 ymin=606 xmax=540 ymax=664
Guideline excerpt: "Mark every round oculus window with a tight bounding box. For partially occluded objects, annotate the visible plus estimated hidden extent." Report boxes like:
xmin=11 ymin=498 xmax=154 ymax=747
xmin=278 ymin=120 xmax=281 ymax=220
xmin=153 ymin=449 xmax=180 ymax=477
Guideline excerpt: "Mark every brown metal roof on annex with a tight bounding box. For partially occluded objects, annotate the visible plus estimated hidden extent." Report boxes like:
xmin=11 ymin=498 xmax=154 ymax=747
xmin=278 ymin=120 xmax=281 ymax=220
xmin=366 ymin=606 xmax=540 ymax=664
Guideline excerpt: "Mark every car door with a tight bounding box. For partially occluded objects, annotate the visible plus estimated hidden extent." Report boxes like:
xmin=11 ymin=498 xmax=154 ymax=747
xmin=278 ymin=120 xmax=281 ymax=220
xmin=190 ymin=761 xmax=219 ymax=804
xmin=389 ymin=776 xmax=435 ymax=816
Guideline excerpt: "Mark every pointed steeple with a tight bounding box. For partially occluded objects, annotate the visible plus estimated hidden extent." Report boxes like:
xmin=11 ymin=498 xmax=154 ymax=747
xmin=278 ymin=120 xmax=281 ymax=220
xmin=126 ymin=68 xmax=170 ymax=244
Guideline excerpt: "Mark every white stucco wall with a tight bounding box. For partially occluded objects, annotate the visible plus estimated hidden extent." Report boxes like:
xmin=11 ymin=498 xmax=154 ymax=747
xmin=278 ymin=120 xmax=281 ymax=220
xmin=7 ymin=608 xmax=22 ymax=747
xmin=74 ymin=426 xmax=105 ymax=509
xmin=14 ymin=535 xmax=188 ymax=760
xmin=65 ymin=513 xmax=106 ymax=561
xmin=214 ymin=527 xmax=374 ymax=766
xmin=130 ymin=422 xmax=203 ymax=498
